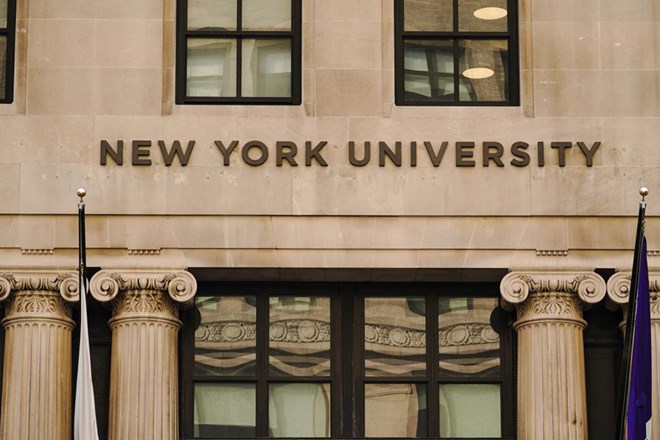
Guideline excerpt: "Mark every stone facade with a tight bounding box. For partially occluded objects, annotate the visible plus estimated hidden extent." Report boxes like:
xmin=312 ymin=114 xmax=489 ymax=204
xmin=0 ymin=0 xmax=659 ymax=438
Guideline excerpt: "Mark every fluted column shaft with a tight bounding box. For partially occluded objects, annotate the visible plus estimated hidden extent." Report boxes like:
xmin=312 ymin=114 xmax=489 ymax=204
xmin=607 ymin=272 xmax=660 ymax=438
xmin=0 ymin=272 xmax=78 ymax=440
xmin=501 ymin=272 xmax=606 ymax=440
xmin=90 ymin=270 xmax=197 ymax=440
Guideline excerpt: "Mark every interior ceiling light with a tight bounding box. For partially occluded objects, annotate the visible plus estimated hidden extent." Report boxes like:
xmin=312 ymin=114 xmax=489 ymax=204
xmin=463 ymin=67 xmax=495 ymax=79
xmin=473 ymin=7 xmax=508 ymax=20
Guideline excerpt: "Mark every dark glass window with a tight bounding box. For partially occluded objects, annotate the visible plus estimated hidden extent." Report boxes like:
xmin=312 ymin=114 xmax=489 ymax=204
xmin=395 ymin=0 xmax=519 ymax=106
xmin=176 ymin=0 xmax=301 ymax=105
xmin=0 ymin=0 xmax=16 ymax=103
xmin=182 ymin=283 xmax=514 ymax=439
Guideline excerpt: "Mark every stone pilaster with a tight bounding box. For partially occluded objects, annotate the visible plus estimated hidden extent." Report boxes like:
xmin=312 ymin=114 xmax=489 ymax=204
xmin=0 ymin=271 xmax=79 ymax=440
xmin=501 ymin=271 xmax=606 ymax=440
xmin=90 ymin=270 xmax=197 ymax=440
xmin=607 ymin=271 xmax=660 ymax=438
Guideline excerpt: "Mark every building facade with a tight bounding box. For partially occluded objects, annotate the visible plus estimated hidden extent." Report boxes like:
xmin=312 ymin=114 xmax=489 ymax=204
xmin=0 ymin=0 xmax=660 ymax=439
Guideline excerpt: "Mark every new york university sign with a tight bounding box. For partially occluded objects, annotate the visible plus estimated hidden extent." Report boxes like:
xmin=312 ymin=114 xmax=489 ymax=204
xmin=99 ymin=140 xmax=602 ymax=168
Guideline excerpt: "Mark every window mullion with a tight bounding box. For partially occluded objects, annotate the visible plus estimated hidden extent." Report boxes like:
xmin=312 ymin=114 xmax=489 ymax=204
xmin=236 ymin=0 xmax=243 ymax=98
xmin=427 ymin=293 xmax=440 ymax=437
xmin=256 ymin=294 xmax=269 ymax=437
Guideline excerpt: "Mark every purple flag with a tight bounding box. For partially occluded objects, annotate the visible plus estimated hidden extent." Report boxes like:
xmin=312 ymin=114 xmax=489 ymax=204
xmin=628 ymin=237 xmax=652 ymax=440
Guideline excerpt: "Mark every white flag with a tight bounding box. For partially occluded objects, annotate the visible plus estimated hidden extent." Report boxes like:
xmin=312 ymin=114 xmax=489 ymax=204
xmin=73 ymin=279 xmax=99 ymax=440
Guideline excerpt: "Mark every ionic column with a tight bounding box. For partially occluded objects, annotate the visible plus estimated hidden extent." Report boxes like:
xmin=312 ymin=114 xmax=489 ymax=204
xmin=500 ymin=271 xmax=606 ymax=440
xmin=90 ymin=270 xmax=197 ymax=440
xmin=607 ymin=272 xmax=660 ymax=438
xmin=0 ymin=271 xmax=79 ymax=440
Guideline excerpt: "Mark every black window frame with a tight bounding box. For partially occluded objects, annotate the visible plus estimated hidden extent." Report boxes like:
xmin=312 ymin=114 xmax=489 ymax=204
xmin=175 ymin=0 xmax=302 ymax=106
xmin=181 ymin=282 xmax=515 ymax=439
xmin=394 ymin=0 xmax=520 ymax=107
xmin=0 ymin=0 xmax=16 ymax=104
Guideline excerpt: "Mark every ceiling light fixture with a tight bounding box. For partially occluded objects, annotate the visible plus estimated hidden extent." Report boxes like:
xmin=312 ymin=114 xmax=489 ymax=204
xmin=473 ymin=7 xmax=508 ymax=20
xmin=463 ymin=67 xmax=495 ymax=79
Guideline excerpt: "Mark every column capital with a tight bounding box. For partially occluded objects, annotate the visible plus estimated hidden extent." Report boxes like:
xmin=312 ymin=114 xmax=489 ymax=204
xmin=0 ymin=270 xmax=79 ymax=303
xmin=607 ymin=271 xmax=660 ymax=319
xmin=500 ymin=271 xmax=607 ymax=306
xmin=90 ymin=269 xmax=197 ymax=307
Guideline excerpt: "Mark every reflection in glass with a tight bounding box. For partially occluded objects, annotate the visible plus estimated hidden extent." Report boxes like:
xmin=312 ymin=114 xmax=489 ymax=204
xmin=241 ymin=39 xmax=291 ymax=98
xmin=0 ymin=36 xmax=5 ymax=101
xmin=187 ymin=0 xmax=237 ymax=30
xmin=365 ymin=297 xmax=426 ymax=377
xmin=438 ymin=297 xmax=500 ymax=377
xmin=194 ymin=383 xmax=256 ymax=438
xmin=404 ymin=0 xmax=453 ymax=32
xmin=0 ymin=0 xmax=6 ymax=28
xmin=365 ymin=383 xmax=427 ymax=437
xmin=459 ymin=39 xmax=508 ymax=102
xmin=269 ymin=296 xmax=330 ymax=376
xmin=403 ymin=40 xmax=454 ymax=102
xmin=459 ymin=0 xmax=508 ymax=32
xmin=194 ymin=296 xmax=256 ymax=375
xmin=268 ymin=383 xmax=331 ymax=437
xmin=187 ymin=39 xmax=237 ymax=98
xmin=243 ymin=0 xmax=291 ymax=31
xmin=439 ymin=384 xmax=501 ymax=437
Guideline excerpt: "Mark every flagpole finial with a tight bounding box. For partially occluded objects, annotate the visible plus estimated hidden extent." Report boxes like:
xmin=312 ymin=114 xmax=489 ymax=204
xmin=77 ymin=188 xmax=87 ymax=199
xmin=640 ymin=187 xmax=649 ymax=200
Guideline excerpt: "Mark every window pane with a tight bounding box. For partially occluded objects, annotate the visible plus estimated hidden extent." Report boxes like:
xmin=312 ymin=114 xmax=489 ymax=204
xmin=269 ymin=296 xmax=331 ymax=376
xmin=194 ymin=296 xmax=256 ymax=376
xmin=0 ymin=0 xmax=6 ymax=28
xmin=439 ymin=297 xmax=500 ymax=377
xmin=459 ymin=0 xmax=508 ymax=32
xmin=439 ymin=384 xmax=501 ymax=437
xmin=241 ymin=39 xmax=291 ymax=98
xmin=365 ymin=297 xmax=426 ymax=377
xmin=403 ymin=40 xmax=454 ymax=102
xmin=194 ymin=383 xmax=256 ymax=438
xmin=243 ymin=0 xmax=291 ymax=31
xmin=459 ymin=39 xmax=508 ymax=102
xmin=0 ymin=36 xmax=5 ymax=101
xmin=187 ymin=0 xmax=237 ymax=30
xmin=268 ymin=383 xmax=331 ymax=437
xmin=365 ymin=383 xmax=427 ymax=437
xmin=404 ymin=0 xmax=453 ymax=31
xmin=187 ymin=38 xmax=237 ymax=98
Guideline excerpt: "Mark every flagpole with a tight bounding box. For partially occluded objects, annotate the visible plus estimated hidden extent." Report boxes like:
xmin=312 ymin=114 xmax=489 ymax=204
xmin=615 ymin=187 xmax=648 ymax=440
xmin=78 ymin=188 xmax=86 ymax=299
xmin=74 ymin=188 xmax=100 ymax=440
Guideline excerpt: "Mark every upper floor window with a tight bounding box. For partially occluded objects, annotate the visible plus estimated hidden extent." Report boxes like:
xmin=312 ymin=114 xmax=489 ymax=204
xmin=0 ymin=0 xmax=16 ymax=103
xmin=395 ymin=0 xmax=519 ymax=106
xmin=181 ymin=283 xmax=515 ymax=439
xmin=176 ymin=0 xmax=302 ymax=105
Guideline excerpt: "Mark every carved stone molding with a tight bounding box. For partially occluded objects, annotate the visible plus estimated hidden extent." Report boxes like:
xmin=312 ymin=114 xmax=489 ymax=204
xmin=501 ymin=271 xmax=606 ymax=306
xmin=90 ymin=270 xmax=197 ymax=306
xmin=500 ymin=271 xmax=606 ymax=329
xmin=607 ymin=271 xmax=660 ymax=319
xmin=0 ymin=271 xmax=79 ymax=303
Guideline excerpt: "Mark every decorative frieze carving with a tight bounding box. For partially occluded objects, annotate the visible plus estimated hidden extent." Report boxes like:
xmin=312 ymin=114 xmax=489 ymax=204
xmin=127 ymin=248 xmax=161 ymax=256
xmin=364 ymin=324 xmax=425 ymax=348
xmin=20 ymin=248 xmax=54 ymax=255
xmin=535 ymin=249 xmax=568 ymax=257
